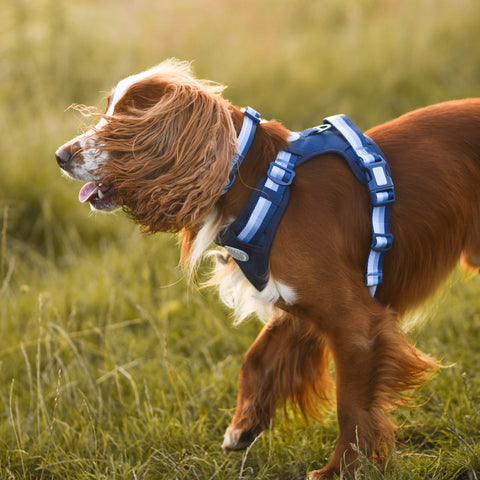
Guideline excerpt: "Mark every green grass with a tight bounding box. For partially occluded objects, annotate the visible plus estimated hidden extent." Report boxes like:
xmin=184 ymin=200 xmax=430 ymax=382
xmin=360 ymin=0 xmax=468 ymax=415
xmin=2 ymin=0 xmax=480 ymax=478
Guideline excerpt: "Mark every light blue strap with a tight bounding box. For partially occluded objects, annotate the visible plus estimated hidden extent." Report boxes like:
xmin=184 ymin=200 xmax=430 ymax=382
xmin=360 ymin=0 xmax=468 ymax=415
xmin=222 ymin=107 xmax=261 ymax=194
xmin=237 ymin=196 xmax=273 ymax=243
xmin=325 ymin=115 xmax=377 ymax=165
xmin=366 ymin=205 xmax=390 ymax=296
xmin=324 ymin=114 xmax=394 ymax=297
xmin=237 ymin=151 xmax=296 ymax=243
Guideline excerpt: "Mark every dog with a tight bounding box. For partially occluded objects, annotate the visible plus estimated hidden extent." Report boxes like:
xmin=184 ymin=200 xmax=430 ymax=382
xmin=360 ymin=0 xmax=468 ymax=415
xmin=55 ymin=59 xmax=480 ymax=478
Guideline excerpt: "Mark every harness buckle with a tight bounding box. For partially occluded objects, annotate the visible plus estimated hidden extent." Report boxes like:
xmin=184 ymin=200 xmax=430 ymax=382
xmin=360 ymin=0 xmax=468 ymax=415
xmin=267 ymin=162 xmax=296 ymax=186
xmin=371 ymin=233 xmax=393 ymax=252
xmin=363 ymin=160 xmax=395 ymax=206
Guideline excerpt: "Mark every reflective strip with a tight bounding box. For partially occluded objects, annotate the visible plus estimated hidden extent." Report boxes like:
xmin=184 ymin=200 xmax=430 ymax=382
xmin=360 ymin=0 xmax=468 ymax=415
xmin=366 ymin=251 xmax=381 ymax=285
xmin=366 ymin=204 xmax=390 ymax=291
xmin=237 ymin=197 xmax=273 ymax=243
xmin=326 ymin=115 xmax=377 ymax=164
xmin=238 ymin=151 xmax=296 ymax=243
xmin=237 ymin=116 xmax=256 ymax=154
xmin=372 ymin=205 xmax=386 ymax=234
xmin=223 ymin=107 xmax=261 ymax=194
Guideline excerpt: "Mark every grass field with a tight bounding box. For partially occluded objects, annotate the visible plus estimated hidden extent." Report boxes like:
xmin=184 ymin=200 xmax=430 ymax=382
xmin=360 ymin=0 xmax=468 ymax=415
xmin=2 ymin=0 xmax=480 ymax=478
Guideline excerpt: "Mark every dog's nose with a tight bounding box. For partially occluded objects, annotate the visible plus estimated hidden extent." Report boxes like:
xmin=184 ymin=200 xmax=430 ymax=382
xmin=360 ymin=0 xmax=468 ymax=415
xmin=55 ymin=147 xmax=72 ymax=168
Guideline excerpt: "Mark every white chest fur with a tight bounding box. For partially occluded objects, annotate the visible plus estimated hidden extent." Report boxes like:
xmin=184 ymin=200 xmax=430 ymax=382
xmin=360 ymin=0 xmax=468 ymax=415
xmin=188 ymin=211 xmax=297 ymax=323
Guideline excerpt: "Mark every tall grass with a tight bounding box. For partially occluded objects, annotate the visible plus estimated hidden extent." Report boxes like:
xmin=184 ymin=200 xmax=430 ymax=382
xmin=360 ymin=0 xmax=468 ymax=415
xmin=2 ymin=0 xmax=480 ymax=478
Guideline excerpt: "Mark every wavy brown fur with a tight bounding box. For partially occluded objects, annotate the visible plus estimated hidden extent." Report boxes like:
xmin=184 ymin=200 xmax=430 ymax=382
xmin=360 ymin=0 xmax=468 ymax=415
xmin=95 ymin=61 xmax=237 ymax=232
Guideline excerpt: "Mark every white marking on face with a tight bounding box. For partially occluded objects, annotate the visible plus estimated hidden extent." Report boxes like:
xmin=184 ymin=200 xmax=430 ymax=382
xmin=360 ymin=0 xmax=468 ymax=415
xmin=68 ymin=70 xmax=158 ymax=179
xmin=76 ymin=134 xmax=108 ymax=181
xmin=60 ymin=121 xmax=107 ymax=182
xmin=59 ymin=67 xmax=161 ymax=185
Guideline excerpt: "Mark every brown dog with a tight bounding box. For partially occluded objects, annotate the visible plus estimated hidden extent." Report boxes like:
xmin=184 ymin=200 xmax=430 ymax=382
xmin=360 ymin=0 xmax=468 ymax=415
xmin=55 ymin=59 xmax=480 ymax=478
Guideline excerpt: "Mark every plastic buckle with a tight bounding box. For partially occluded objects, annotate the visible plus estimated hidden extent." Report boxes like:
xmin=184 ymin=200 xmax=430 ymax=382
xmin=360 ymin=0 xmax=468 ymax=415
xmin=364 ymin=160 xmax=395 ymax=206
xmin=267 ymin=162 xmax=296 ymax=186
xmin=371 ymin=233 xmax=393 ymax=252
xmin=243 ymin=106 xmax=261 ymax=124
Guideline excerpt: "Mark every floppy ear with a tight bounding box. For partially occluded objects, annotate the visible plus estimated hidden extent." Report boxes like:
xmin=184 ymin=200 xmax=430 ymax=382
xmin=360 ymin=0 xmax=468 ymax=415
xmin=98 ymin=79 xmax=237 ymax=233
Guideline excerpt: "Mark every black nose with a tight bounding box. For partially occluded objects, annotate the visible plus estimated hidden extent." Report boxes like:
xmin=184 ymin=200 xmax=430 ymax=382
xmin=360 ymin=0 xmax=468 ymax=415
xmin=55 ymin=147 xmax=72 ymax=168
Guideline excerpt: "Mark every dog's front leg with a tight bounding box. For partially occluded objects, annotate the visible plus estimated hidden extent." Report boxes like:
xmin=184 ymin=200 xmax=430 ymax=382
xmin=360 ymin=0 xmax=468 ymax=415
xmin=222 ymin=310 xmax=332 ymax=451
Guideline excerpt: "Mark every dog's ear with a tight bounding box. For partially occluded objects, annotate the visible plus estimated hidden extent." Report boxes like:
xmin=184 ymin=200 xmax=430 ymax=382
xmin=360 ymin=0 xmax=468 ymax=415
xmin=146 ymin=81 xmax=235 ymax=183
xmin=98 ymin=80 xmax=237 ymax=233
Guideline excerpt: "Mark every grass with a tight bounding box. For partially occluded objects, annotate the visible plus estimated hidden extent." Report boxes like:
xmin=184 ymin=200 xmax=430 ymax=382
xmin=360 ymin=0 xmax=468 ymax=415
xmin=2 ymin=0 xmax=480 ymax=478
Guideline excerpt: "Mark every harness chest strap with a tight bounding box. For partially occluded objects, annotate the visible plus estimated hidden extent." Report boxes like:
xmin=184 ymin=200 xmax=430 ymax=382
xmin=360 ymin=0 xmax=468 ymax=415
xmin=215 ymin=109 xmax=395 ymax=297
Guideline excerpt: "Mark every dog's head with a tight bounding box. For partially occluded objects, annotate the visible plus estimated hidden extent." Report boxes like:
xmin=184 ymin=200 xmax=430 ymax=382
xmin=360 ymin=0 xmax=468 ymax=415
xmin=55 ymin=59 xmax=237 ymax=232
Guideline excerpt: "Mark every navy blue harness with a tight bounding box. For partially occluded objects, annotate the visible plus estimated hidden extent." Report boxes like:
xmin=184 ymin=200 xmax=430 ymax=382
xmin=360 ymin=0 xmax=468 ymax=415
xmin=215 ymin=109 xmax=395 ymax=296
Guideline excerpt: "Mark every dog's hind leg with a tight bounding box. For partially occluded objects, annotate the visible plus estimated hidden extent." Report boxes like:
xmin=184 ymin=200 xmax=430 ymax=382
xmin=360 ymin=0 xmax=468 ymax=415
xmin=310 ymin=299 xmax=436 ymax=479
xmin=222 ymin=310 xmax=333 ymax=451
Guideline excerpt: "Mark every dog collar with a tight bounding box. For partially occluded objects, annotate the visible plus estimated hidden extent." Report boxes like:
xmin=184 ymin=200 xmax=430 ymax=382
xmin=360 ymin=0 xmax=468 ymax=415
xmin=221 ymin=107 xmax=262 ymax=195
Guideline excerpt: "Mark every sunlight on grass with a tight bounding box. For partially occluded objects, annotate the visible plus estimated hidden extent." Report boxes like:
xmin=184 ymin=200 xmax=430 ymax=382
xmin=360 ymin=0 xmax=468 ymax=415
xmin=2 ymin=0 xmax=480 ymax=478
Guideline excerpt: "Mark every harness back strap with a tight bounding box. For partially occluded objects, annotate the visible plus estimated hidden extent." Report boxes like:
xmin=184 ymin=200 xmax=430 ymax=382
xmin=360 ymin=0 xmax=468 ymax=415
xmin=215 ymin=110 xmax=395 ymax=296
xmin=324 ymin=115 xmax=395 ymax=296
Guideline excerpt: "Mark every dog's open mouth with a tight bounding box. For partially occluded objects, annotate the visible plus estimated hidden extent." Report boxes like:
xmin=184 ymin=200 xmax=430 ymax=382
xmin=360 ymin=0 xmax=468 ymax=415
xmin=78 ymin=182 xmax=119 ymax=211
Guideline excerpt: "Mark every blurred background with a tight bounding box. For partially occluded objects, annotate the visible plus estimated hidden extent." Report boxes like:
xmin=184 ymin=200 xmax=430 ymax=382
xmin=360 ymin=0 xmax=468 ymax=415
xmin=2 ymin=0 xmax=480 ymax=478
xmin=2 ymin=0 xmax=480 ymax=263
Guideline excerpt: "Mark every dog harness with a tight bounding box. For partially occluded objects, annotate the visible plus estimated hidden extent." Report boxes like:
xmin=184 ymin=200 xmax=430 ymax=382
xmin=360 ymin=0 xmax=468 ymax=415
xmin=215 ymin=108 xmax=395 ymax=297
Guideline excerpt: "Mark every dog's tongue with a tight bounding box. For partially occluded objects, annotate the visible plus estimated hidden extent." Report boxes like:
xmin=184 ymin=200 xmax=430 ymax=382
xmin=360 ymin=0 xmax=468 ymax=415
xmin=79 ymin=182 xmax=100 ymax=203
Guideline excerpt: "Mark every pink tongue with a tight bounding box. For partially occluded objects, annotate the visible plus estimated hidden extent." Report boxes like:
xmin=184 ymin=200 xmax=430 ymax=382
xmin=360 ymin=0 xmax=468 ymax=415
xmin=79 ymin=182 xmax=100 ymax=203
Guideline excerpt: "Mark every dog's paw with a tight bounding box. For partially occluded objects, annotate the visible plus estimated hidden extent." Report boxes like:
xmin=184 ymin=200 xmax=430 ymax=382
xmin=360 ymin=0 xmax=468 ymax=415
xmin=222 ymin=424 xmax=263 ymax=451
xmin=309 ymin=466 xmax=339 ymax=480
xmin=221 ymin=427 xmax=242 ymax=451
